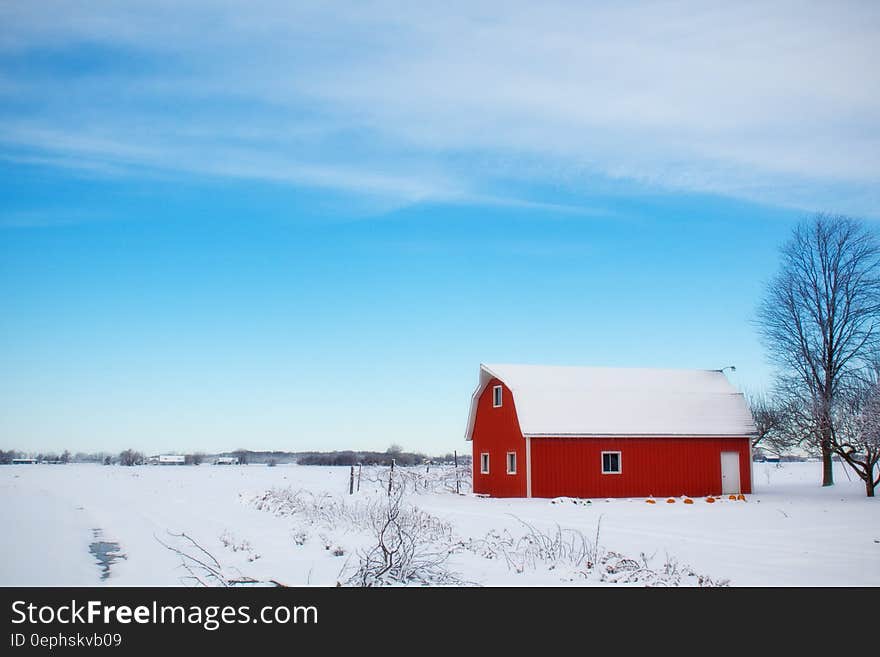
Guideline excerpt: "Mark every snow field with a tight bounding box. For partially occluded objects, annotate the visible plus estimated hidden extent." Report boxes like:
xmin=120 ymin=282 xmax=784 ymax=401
xmin=0 ymin=461 xmax=877 ymax=586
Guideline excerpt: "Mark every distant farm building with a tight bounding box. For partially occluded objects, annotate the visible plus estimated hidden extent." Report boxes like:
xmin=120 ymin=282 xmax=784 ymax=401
xmin=465 ymin=364 xmax=756 ymax=499
xmin=214 ymin=456 xmax=240 ymax=465
xmin=753 ymin=450 xmax=780 ymax=463
xmin=11 ymin=458 xmax=37 ymax=465
xmin=151 ymin=454 xmax=186 ymax=465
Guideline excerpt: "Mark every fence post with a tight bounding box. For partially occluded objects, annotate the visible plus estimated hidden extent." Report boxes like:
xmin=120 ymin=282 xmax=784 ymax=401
xmin=349 ymin=465 xmax=355 ymax=495
xmin=388 ymin=459 xmax=395 ymax=496
xmin=357 ymin=463 xmax=362 ymax=492
xmin=454 ymin=450 xmax=460 ymax=495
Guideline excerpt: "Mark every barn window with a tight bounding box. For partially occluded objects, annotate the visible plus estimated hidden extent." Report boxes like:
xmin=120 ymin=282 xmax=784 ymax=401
xmin=602 ymin=451 xmax=621 ymax=474
xmin=493 ymin=385 xmax=503 ymax=407
xmin=480 ymin=453 xmax=490 ymax=474
xmin=506 ymin=452 xmax=517 ymax=474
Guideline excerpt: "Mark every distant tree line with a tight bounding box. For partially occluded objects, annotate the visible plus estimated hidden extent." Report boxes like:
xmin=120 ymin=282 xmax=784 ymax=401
xmin=295 ymin=450 xmax=430 ymax=466
xmin=295 ymin=445 xmax=468 ymax=467
xmin=0 ymin=449 xmax=73 ymax=464
xmin=2 ymin=446 xmax=471 ymax=468
xmin=0 ymin=449 xmax=212 ymax=465
xmin=0 ymin=450 xmax=19 ymax=464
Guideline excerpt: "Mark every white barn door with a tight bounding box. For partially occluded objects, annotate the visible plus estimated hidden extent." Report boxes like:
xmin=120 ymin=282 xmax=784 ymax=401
xmin=720 ymin=451 xmax=741 ymax=495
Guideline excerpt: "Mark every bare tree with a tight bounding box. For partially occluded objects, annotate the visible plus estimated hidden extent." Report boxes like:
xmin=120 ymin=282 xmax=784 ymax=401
xmin=757 ymin=214 xmax=880 ymax=486
xmin=118 ymin=449 xmax=144 ymax=466
xmin=746 ymin=392 xmax=798 ymax=457
xmin=831 ymin=375 xmax=880 ymax=497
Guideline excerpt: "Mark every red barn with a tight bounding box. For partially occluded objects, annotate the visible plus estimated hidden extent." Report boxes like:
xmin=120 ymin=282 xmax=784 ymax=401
xmin=465 ymin=364 xmax=756 ymax=499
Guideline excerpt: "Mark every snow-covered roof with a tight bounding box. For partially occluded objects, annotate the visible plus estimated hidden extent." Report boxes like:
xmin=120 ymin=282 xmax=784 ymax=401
xmin=465 ymin=363 xmax=756 ymax=440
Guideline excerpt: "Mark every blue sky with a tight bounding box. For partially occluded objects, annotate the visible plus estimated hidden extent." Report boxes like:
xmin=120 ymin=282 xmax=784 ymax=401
xmin=1 ymin=2 xmax=878 ymax=455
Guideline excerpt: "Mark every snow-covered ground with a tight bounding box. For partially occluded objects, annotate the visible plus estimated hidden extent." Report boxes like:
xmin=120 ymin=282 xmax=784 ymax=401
xmin=1 ymin=461 xmax=877 ymax=586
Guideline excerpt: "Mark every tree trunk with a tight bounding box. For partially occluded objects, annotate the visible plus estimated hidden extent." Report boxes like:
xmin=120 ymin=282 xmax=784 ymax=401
xmin=821 ymin=442 xmax=834 ymax=486
xmin=820 ymin=425 xmax=834 ymax=486
xmin=867 ymin=479 xmax=875 ymax=497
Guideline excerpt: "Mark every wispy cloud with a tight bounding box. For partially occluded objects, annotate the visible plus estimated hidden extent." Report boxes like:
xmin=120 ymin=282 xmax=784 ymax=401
xmin=0 ymin=208 xmax=111 ymax=228
xmin=1 ymin=1 xmax=878 ymax=214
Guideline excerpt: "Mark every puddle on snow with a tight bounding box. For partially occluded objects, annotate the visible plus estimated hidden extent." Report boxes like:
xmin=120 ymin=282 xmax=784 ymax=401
xmin=89 ymin=529 xmax=126 ymax=580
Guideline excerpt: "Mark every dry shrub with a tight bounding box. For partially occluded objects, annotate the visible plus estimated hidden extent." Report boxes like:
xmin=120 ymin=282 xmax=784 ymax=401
xmin=344 ymin=488 xmax=462 ymax=586
xmin=462 ymin=516 xmax=729 ymax=586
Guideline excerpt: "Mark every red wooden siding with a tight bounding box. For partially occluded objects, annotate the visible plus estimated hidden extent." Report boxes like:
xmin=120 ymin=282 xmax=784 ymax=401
xmin=471 ymin=378 xmax=526 ymax=497
xmin=530 ymin=436 xmax=752 ymax=499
